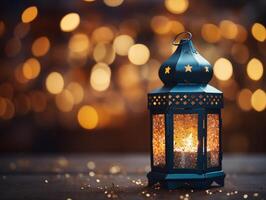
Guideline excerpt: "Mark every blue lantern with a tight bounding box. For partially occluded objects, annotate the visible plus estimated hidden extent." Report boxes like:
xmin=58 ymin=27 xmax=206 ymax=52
xmin=147 ymin=32 xmax=225 ymax=189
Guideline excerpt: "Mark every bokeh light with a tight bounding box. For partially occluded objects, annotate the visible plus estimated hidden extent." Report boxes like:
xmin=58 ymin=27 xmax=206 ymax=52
xmin=21 ymin=6 xmax=38 ymax=23
xmin=128 ymin=44 xmax=150 ymax=65
xmin=90 ymin=62 xmax=111 ymax=92
xmin=30 ymin=91 xmax=47 ymax=112
xmin=45 ymin=72 xmax=64 ymax=94
xmin=113 ymin=35 xmax=134 ymax=56
xmin=164 ymin=0 xmax=189 ymax=14
xmin=201 ymin=24 xmax=221 ymax=43
xmin=219 ymin=20 xmax=238 ymax=39
xmin=66 ymin=82 xmax=84 ymax=105
xmin=251 ymin=23 xmax=266 ymax=42
xmin=93 ymin=43 xmax=115 ymax=64
xmin=22 ymin=58 xmax=41 ymax=80
xmin=237 ymin=89 xmax=252 ymax=111
xmin=92 ymin=26 xmax=114 ymax=43
xmin=55 ymin=89 xmax=74 ymax=112
xmin=14 ymin=23 xmax=30 ymax=39
xmin=151 ymin=16 xmax=171 ymax=35
xmin=0 ymin=21 xmax=5 ymax=37
xmin=103 ymin=0 xmax=124 ymax=7
xmin=68 ymin=33 xmax=90 ymax=56
xmin=251 ymin=89 xmax=266 ymax=112
xmin=5 ymin=37 xmax=21 ymax=57
xmin=246 ymin=58 xmax=263 ymax=81
xmin=60 ymin=13 xmax=80 ymax=32
xmin=1 ymin=99 xmax=15 ymax=120
xmin=32 ymin=36 xmax=50 ymax=57
xmin=0 ymin=97 xmax=7 ymax=117
xmin=231 ymin=43 xmax=249 ymax=64
xmin=213 ymin=58 xmax=233 ymax=81
xmin=77 ymin=105 xmax=98 ymax=130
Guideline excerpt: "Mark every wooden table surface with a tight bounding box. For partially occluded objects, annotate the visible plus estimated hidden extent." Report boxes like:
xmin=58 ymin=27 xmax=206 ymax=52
xmin=0 ymin=154 xmax=265 ymax=200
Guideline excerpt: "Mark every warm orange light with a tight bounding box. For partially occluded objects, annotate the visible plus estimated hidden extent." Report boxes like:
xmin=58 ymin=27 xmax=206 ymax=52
xmin=113 ymin=35 xmax=134 ymax=56
xmin=207 ymin=114 xmax=220 ymax=167
xmin=22 ymin=58 xmax=41 ymax=80
xmin=55 ymin=89 xmax=74 ymax=112
xmin=0 ymin=97 xmax=7 ymax=116
xmin=77 ymin=105 xmax=98 ymax=130
xmin=165 ymin=0 xmax=189 ymax=14
xmin=237 ymin=89 xmax=252 ymax=111
xmin=201 ymin=24 xmax=221 ymax=43
xmin=93 ymin=43 xmax=115 ymax=64
xmin=246 ymin=58 xmax=263 ymax=81
xmin=0 ymin=21 xmax=5 ymax=37
xmin=30 ymin=91 xmax=47 ymax=112
xmin=152 ymin=114 xmax=165 ymax=167
xmin=21 ymin=6 xmax=38 ymax=23
xmin=14 ymin=23 xmax=30 ymax=39
xmin=128 ymin=44 xmax=150 ymax=65
xmin=5 ymin=37 xmax=21 ymax=57
xmin=231 ymin=43 xmax=249 ymax=64
xmin=219 ymin=20 xmax=238 ymax=39
xmin=173 ymin=114 xmax=198 ymax=168
xmin=103 ymin=0 xmax=124 ymax=7
xmin=68 ymin=33 xmax=90 ymax=54
xmin=92 ymin=26 xmax=114 ymax=43
xmin=60 ymin=13 xmax=80 ymax=32
xmin=45 ymin=72 xmax=64 ymax=94
xmin=213 ymin=58 xmax=233 ymax=81
xmin=150 ymin=16 xmax=171 ymax=35
xmin=66 ymin=82 xmax=84 ymax=105
xmin=90 ymin=62 xmax=111 ymax=92
xmin=1 ymin=99 xmax=15 ymax=120
xmin=251 ymin=23 xmax=266 ymax=42
xmin=32 ymin=36 xmax=50 ymax=57
xmin=251 ymin=89 xmax=266 ymax=112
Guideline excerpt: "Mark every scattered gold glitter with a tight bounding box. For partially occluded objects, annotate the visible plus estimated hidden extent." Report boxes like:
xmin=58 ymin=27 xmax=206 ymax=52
xmin=152 ymin=114 xmax=165 ymax=167
xmin=173 ymin=114 xmax=198 ymax=168
xmin=207 ymin=114 xmax=220 ymax=167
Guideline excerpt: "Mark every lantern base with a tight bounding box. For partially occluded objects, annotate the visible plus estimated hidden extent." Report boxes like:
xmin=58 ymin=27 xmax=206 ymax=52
xmin=147 ymin=170 xmax=225 ymax=189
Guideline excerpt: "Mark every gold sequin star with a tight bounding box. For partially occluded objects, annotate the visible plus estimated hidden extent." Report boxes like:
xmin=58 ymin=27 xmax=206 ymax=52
xmin=184 ymin=65 xmax=192 ymax=72
xmin=205 ymin=66 xmax=209 ymax=72
xmin=164 ymin=66 xmax=171 ymax=74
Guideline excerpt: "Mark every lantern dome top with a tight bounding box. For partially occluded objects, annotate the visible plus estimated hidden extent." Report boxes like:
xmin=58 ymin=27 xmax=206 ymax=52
xmin=159 ymin=32 xmax=213 ymax=86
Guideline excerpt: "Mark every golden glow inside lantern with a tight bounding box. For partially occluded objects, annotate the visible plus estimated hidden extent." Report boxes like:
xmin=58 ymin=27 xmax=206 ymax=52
xmin=147 ymin=32 xmax=225 ymax=189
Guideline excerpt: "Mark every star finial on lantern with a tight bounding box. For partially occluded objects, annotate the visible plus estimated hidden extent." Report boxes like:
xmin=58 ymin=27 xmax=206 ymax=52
xmin=205 ymin=66 xmax=209 ymax=72
xmin=184 ymin=65 xmax=192 ymax=72
xmin=164 ymin=66 xmax=171 ymax=74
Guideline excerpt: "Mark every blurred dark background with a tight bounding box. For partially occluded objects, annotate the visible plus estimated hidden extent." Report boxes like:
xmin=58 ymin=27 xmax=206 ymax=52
xmin=0 ymin=0 xmax=265 ymax=153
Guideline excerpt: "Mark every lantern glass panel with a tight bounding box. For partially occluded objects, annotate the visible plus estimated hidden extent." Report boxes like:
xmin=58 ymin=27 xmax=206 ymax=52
xmin=207 ymin=114 xmax=220 ymax=168
xmin=152 ymin=114 xmax=166 ymax=167
xmin=173 ymin=114 xmax=198 ymax=168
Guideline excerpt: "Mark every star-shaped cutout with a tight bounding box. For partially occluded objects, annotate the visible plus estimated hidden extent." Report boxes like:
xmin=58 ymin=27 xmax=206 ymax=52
xmin=205 ymin=66 xmax=209 ymax=72
xmin=164 ymin=66 xmax=171 ymax=74
xmin=184 ymin=65 xmax=192 ymax=72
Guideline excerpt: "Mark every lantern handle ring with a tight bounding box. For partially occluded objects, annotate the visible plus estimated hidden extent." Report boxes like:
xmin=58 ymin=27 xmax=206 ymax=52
xmin=172 ymin=31 xmax=192 ymax=46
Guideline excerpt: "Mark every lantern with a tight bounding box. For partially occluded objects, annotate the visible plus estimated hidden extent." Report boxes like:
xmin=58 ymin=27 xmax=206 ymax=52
xmin=147 ymin=32 xmax=225 ymax=189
